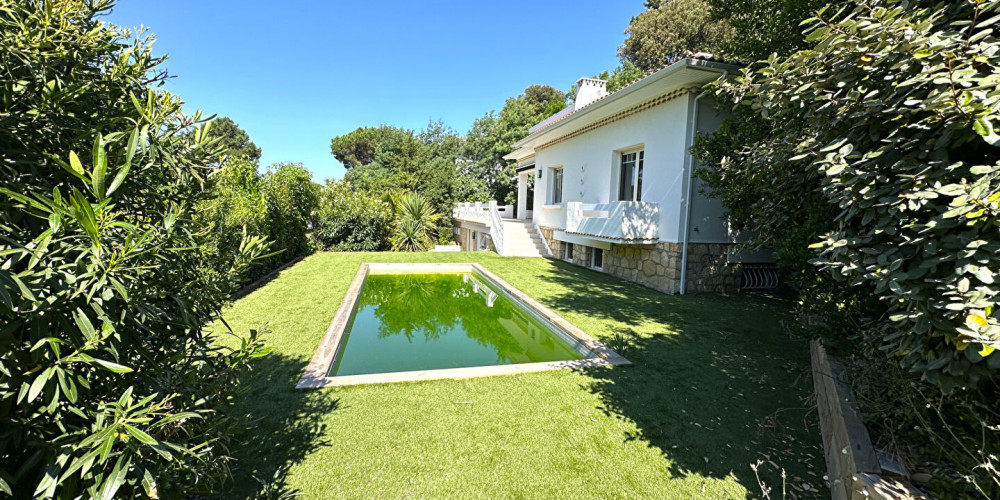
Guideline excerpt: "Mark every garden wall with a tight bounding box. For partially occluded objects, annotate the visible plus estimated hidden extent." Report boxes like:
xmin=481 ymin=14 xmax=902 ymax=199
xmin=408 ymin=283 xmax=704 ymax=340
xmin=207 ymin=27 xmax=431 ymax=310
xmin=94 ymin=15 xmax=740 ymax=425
xmin=810 ymin=340 xmax=931 ymax=500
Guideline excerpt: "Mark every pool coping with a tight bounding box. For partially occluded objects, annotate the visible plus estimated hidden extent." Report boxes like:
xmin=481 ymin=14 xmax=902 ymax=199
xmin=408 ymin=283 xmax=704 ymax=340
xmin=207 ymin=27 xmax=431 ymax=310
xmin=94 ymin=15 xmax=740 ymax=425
xmin=295 ymin=262 xmax=630 ymax=388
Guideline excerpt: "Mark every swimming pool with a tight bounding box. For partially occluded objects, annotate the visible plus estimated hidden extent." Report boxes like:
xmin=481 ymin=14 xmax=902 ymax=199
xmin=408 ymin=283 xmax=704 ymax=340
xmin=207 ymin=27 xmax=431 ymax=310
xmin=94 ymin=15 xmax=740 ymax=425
xmin=297 ymin=263 xmax=629 ymax=387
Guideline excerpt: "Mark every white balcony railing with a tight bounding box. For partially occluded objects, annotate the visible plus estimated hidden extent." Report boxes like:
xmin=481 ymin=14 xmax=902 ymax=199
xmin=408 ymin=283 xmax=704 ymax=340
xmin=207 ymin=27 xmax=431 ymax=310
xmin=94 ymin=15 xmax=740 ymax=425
xmin=564 ymin=201 xmax=659 ymax=242
xmin=452 ymin=202 xmax=490 ymax=225
xmin=452 ymin=202 xmax=514 ymax=224
xmin=452 ymin=201 xmax=516 ymax=255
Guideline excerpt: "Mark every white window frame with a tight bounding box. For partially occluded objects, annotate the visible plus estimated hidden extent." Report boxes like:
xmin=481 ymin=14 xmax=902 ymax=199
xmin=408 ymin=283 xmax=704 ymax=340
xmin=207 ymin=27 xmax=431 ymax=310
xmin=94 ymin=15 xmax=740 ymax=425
xmin=590 ymin=247 xmax=604 ymax=271
xmin=549 ymin=166 xmax=564 ymax=205
xmin=562 ymin=242 xmax=574 ymax=261
xmin=617 ymin=148 xmax=644 ymax=202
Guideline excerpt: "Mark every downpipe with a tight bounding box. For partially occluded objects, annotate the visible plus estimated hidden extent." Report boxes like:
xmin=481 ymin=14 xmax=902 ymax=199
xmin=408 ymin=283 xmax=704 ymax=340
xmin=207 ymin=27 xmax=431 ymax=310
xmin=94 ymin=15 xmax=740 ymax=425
xmin=679 ymin=71 xmax=727 ymax=295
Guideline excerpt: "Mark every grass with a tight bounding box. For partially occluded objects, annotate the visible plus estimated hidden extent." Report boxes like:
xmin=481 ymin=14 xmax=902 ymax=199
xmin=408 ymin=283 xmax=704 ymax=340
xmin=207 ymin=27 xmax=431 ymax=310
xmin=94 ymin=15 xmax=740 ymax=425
xmin=217 ymin=252 xmax=824 ymax=499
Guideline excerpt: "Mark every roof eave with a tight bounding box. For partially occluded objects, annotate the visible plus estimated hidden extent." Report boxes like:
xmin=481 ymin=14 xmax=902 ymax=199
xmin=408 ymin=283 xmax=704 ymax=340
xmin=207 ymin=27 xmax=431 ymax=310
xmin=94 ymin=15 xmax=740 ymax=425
xmin=508 ymin=58 xmax=740 ymax=154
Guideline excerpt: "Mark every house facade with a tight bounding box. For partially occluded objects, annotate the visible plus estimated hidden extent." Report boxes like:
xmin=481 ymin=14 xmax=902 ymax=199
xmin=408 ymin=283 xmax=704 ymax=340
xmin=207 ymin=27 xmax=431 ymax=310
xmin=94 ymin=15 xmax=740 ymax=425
xmin=453 ymin=56 xmax=772 ymax=294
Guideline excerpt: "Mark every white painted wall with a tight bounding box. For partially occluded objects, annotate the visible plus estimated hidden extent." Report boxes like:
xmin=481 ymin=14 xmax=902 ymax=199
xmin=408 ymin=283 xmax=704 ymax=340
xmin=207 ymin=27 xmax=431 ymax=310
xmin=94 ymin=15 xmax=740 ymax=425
xmin=687 ymin=95 xmax=733 ymax=244
xmin=531 ymin=96 xmax=729 ymax=244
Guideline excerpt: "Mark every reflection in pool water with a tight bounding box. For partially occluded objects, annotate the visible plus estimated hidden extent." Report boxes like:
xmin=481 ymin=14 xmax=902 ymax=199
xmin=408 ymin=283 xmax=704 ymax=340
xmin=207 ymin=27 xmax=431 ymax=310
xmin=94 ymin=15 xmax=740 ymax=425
xmin=330 ymin=273 xmax=589 ymax=376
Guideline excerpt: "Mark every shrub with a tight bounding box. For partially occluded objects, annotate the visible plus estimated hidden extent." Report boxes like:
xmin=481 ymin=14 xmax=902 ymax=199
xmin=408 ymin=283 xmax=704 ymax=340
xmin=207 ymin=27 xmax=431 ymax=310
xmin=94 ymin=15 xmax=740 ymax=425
xmin=707 ymin=0 xmax=1000 ymax=391
xmin=390 ymin=192 xmax=443 ymax=252
xmin=314 ymin=181 xmax=393 ymax=251
xmin=195 ymin=157 xmax=271 ymax=283
xmin=0 ymin=1 xmax=270 ymax=497
xmin=261 ymin=163 xmax=320 ymax=262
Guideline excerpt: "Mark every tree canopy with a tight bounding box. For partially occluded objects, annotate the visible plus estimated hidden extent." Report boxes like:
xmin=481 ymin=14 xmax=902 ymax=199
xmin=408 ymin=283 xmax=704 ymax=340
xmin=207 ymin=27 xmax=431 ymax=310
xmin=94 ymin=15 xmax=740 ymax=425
xmin=206 ymin=116 xmax=262 ymax=163
xmin=706 ymin=0 xmax=829 ymax=63
xmin=461 ymin=85 xmax=567 ymax=204
xmin=329 ymin=125 xmax=405 ymax=169
xmin=619 ymin=0 xmax=734 ymax=71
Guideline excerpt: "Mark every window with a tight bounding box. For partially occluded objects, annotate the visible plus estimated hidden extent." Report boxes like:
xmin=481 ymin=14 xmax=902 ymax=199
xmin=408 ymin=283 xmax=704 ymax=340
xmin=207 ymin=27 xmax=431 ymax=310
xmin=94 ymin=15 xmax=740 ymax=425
xmin=562 ymin=242 xmax=574 ymax=261
xmin=591 ymin=248 xmax=604 ymax=270
xmin=550 ymin=167 xmax=564 ymax=204
xmin=618 ymin=150 xmax=644 ymax=202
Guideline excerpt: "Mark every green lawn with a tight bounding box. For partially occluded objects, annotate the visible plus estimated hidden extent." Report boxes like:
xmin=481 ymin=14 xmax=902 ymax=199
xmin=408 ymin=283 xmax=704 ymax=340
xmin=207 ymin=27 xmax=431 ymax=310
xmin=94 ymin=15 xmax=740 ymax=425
xmin=218 ymin=252 xmax=824 ymax=499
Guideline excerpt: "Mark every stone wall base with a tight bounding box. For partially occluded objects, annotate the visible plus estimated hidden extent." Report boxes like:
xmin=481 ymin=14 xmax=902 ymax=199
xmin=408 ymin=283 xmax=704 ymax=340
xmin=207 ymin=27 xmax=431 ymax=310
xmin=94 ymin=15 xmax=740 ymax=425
xmin=537 ymin=226 xmax=740 ymax=294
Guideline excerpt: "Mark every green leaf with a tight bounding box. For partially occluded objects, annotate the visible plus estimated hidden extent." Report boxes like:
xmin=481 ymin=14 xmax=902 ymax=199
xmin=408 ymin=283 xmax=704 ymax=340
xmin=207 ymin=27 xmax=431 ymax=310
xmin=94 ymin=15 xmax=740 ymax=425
xmin=59 ymin=448 xmax=99 ymax=482
xmin=142 ymin=468 xmax=156 ymax=496
xmin=974 ymin=266 xmax=995 ymax=284
xmin=73 ymin=309 xmax=96 ymax=341
xmin=97 ymin=429 xmax=115 ymax=463
xmin=913 ymin=48 xmax=934 ymax=58
xmin=0 ymin=270 xmax=14 ymax=309
xmin=68 ymin=151 xmax=86 ymax=177
xmin=92 ymin=135 xmax=107 ymax=199
xmin=123 ymin=424 xmax=158 ymax=445
xmin=93 ymin=359 xmax=133 ymax=373
xmin=154 ymin=411 xmax=201 ymax=427
xmin=98 ymin=455 xmax=129 ymax=500
xmin=805 ymin=26 xmax=831 ymax=42
xmin=125 ymin=127 xmax=139 ymax=167
xmin=33 ymin=455 xmax=64 ymax=499
xmin=27 ymin=367 xmax=52 ymax=403
xmin=820 ymin=137 xmax=848 ymax=152
xmin=105 ymin=162 xmax=130 ymax=197
xmin=28 ymin=229 xmax=52 ymax=270
xmin=69 ymin=188 xmax=100 ymax=246
xmin=108 ymin=276 xmax=129 ymax=302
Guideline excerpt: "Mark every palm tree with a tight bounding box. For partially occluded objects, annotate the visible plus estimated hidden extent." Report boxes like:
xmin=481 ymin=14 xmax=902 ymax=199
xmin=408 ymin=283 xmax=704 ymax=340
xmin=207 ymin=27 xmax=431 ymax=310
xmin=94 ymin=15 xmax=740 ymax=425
xmin=391 ymin=192 xmax=443 ymax=251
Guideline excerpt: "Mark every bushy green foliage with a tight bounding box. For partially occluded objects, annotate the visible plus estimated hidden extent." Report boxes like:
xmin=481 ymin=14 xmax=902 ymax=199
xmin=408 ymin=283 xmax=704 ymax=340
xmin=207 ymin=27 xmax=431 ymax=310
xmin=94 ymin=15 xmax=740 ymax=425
xmin=196 ymin=159 xmax=320 ymax=284
xmin=0 ymin=1 xmax=270 ymax=497
xmin=195 ymin=157 xmax=270 ymax=282
xmin=334 ymin=121 xmax=464 ymax=218
xmin=707 ymin=0 xmax=1000 ymax=391
xmin=604 ymin=61 xmax=647 ymax=93
xmin=261 ymin=162 xmax=319 ymax=262
xmin=619 ymin=0 xmax=734 ymax=71
xmin=706 ymin=0 xmax=829 ymax=63
xmin=314 ymin=181 xmax=393 ymax=251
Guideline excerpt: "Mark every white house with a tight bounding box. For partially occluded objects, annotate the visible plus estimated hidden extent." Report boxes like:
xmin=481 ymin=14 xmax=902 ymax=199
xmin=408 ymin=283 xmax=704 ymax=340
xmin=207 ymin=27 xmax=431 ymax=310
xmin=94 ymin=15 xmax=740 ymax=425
xmin=453 ymin=55 xmax=774 ymax=294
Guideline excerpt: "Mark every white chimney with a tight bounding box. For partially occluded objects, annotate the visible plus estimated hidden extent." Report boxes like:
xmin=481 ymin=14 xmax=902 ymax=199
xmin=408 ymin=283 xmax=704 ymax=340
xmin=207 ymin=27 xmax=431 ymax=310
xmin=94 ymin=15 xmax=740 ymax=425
xmin=574 ymin=77 xmax=609 ymax=109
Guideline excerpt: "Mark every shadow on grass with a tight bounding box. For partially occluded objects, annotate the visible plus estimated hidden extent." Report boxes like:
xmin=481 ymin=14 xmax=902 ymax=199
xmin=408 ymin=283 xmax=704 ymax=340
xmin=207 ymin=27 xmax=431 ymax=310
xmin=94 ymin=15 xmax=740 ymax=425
xmin=536 ymin=259 xmax=824 ymax=499
xmin=223 ymin=352 xmax=339 ymax=499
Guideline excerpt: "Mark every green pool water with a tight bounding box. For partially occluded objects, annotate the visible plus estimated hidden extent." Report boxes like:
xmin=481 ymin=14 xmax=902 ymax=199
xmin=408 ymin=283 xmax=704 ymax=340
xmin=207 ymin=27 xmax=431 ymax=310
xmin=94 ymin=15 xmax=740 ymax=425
xmin=329 ymin=272 xmax=591 ymax=376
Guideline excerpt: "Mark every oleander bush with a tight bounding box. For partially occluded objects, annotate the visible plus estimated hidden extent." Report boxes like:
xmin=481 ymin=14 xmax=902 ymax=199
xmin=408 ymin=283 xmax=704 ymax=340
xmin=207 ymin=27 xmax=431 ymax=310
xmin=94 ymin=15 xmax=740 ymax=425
xmin=0 ymin=1 xmax=271 ymax=497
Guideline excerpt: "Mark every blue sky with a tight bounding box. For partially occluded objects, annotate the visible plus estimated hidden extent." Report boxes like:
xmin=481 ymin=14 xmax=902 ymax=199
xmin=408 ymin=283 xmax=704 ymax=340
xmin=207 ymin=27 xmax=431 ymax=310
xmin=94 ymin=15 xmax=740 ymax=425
xmin=105 ymin=1 xmax=643 ymax=180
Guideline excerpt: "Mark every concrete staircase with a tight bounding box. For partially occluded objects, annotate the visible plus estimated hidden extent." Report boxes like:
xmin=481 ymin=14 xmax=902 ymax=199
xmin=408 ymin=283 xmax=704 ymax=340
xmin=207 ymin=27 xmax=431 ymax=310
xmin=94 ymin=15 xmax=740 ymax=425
xmin=501 ymin=220 xmax=549 ymax=257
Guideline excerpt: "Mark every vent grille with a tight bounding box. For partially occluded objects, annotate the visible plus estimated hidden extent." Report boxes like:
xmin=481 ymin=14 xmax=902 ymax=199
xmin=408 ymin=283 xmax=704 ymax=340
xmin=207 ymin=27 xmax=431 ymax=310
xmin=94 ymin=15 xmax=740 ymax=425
xmin=741 ymin=264 xmax=779 ymax=291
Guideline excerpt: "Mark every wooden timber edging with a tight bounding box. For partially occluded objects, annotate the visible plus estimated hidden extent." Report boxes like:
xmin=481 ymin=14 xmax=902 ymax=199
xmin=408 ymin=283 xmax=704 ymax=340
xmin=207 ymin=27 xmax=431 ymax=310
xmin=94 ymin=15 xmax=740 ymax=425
xmin=810 ymin=340 xmax=932 ymax=500
xmin=232 ymin=255 xmax=306 ymax=300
